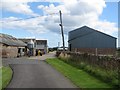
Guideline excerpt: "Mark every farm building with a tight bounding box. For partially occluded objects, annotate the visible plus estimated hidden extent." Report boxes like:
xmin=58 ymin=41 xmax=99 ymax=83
xmin=36 ymin=40 xmax=48 ymax=55
xmin=18 ymin=38 xmax=36 ymax=56
xmin=19 ymin=38 xmax=48 ymax=56
xmin=0 ymin=33 xmax=27 ymax=58
xmin=68 ymin=26 xmax=117 ymax=55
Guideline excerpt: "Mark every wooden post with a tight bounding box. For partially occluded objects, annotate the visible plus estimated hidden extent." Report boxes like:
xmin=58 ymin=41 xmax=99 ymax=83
xmin=59 ymin=10 xmax=65 ymax=55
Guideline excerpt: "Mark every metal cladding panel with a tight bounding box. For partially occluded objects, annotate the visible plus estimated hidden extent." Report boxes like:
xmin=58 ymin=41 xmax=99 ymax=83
xmin=69 ymin=26 xmax=94 ymax=41
xmin=36 ymin=45 xmax=45 ymax=49
xmin=68 ymin=26 xmax=116 ymax=48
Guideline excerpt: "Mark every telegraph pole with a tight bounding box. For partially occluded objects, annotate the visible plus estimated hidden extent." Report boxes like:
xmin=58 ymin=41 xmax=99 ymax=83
xmin=59 ymin=10 xmax=65 ymax=54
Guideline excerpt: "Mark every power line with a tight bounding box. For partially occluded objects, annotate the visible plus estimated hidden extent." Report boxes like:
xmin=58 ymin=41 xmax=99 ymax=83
xmin=1 ymin=16 xmax=41 ymax=23
xmin=1 ymin=11 xmax=63 ymax=23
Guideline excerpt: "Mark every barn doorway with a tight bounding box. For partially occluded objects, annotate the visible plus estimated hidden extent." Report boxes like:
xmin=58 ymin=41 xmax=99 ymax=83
xmin=69 ymin=44 xmax=72 ymax=51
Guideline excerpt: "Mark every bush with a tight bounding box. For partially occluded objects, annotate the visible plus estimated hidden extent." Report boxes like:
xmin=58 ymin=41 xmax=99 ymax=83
xmin=56 ymin=51 xmax=61 ymax=57
xmin=56 ymin=51 xmax=119 ymax=88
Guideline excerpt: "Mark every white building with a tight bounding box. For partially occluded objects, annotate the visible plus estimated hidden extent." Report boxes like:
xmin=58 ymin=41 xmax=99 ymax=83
xmin=19 ymin=38 xmax=48 ymax=56
xmin=36 ymin=40 xmax=48 ymax=54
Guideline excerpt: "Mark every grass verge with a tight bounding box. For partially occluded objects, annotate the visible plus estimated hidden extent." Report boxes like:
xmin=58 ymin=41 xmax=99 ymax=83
xmin=46 ymin=58 xmax=113 ymax=88
xmin=0 ymin=66 xmax=13 ymax=89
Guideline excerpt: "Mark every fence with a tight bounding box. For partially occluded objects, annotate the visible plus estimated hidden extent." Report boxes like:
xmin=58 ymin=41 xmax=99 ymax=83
xmin=57 ymin=51 xmax=119 ymax=71
xmin=56 ymin=51 xmax=120 ymax=86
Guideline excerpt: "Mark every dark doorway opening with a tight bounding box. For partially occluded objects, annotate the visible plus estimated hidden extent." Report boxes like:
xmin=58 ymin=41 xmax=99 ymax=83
xmin=69 ymin=44 xmax=72 ymax=51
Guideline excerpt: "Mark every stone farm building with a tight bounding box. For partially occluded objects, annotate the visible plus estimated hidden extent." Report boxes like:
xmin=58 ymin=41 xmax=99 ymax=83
xmin=0 ymin=33 xmax=27 ymax=58
xmin=68 ymin=26 xmax=117 ymax=55
xmin=19 ymin=38 xmax=48 ymax=56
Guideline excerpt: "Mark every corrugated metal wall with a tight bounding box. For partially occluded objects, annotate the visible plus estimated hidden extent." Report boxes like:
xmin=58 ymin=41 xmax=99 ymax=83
xmin=68 ymin=26 xmax=116 ymax=55
xmin=69 ymin=31 xmax=116 ymax=48
xmin=69 ymin=26 xmax=116 ymax=48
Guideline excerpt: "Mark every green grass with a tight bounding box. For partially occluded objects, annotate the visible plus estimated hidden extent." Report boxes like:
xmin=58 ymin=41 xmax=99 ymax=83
xmin=63 ymin=60 xmax=119 ymax=87
xmin=0 ymin=66 xmax=13 ymax=89
xmin=46 ymin=58 xmax=113 ymax=88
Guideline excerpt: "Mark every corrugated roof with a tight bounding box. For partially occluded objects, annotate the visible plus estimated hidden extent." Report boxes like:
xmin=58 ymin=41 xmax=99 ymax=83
xmin=69 ymin=26 xmax=117 ymax=41
xmin=0 ymin=33 xmax=27 ymax=46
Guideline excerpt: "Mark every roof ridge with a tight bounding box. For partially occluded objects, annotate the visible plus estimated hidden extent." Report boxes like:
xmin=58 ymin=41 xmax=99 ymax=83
xmin=69 ymin=26 xmax=116 ymax=39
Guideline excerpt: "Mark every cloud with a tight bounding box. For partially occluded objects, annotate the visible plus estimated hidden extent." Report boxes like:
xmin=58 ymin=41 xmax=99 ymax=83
xmin=37 ymin=0 xmax=118 ymax=37
xmin=63 ymin=0 xmax=106 ymax=15
xmin=1 ymin=16 xmax=49 ymax=34
xmin=1 ymin=0 xmax=118 ymax=38
xmin=1 ymin=0 xmax=38 ymax=16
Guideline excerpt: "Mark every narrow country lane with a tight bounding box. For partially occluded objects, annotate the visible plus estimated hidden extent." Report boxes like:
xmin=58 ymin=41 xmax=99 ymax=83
xmin=3 ymin=52 xmax=76 ymax=88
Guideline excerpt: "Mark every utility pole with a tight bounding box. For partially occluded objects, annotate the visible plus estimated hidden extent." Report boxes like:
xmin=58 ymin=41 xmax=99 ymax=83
xmin=59 ymin=10 xmax=65 ymax=54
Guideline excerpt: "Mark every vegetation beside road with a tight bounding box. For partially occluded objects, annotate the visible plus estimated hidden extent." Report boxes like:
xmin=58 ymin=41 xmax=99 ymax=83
xmin=0 ymin=66 xmax=12 ymax=89
xmin=46 ymin=58 xmax=113 ymax=88
xmin=117 ymin=48 xmax=120 ymax=57
xmin=56 ymin=52 xmax=119 ymax=88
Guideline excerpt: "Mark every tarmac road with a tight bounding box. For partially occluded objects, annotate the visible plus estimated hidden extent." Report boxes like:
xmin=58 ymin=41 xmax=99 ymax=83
xmin=5 ymin=52 xmax=76 ymax=88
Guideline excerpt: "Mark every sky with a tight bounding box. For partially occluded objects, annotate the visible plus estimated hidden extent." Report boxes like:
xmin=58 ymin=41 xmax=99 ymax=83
xmin=0 ymin=0 xmax=119 ymax=48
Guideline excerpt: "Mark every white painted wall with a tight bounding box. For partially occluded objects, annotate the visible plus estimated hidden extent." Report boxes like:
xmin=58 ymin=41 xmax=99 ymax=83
xmin=36 ymin=45 xmax=45 ymax=49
